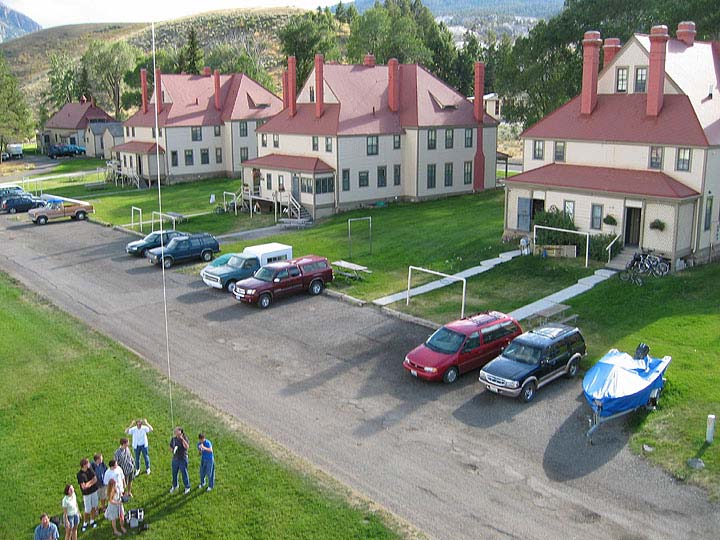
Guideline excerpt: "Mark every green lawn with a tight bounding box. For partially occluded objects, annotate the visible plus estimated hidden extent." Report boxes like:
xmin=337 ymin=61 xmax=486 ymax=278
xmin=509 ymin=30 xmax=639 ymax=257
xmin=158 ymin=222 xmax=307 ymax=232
xmin=224 ymin=190 xmax=507 ymax=300
xmin=50 ymin=178 xmax=277 ymax=235
xmin=0 ymin=273 xmax=401 ymax=540
xmin=397 ymin=256 xmax=595 ymax=323
xmin=568 ymin=263 xmax=720 ymax=498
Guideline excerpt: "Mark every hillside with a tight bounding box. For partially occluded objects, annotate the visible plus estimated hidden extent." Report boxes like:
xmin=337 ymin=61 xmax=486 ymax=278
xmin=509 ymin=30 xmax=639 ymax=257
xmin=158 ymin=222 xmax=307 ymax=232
xmin=350 ymin=0 xmax=564 ymax=18
xmin=0 ymin=7 xmax=304 ymax=119
xmin=0 ymin=1 xmax=41 ymax=43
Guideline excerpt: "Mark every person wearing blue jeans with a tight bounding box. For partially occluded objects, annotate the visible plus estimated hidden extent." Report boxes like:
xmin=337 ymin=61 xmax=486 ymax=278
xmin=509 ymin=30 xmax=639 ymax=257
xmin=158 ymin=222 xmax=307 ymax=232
xmin=169 ymin=427 xmax=190 ymax=494
xmin=126 ymin=419 xmax=153 ymax=475
xmin=197 ymin=433 xmax=215 ymax=491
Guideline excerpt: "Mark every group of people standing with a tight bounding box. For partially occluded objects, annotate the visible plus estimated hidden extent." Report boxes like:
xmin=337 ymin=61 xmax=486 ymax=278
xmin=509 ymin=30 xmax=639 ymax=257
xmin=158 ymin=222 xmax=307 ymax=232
xmin=33 ymin=419 xmax=215 ymax=539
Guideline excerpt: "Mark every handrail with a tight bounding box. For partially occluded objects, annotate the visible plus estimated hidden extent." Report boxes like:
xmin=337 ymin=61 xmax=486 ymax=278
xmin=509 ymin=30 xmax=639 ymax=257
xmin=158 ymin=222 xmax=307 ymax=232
xmin=606 ymin=233 xmax=622 ymax=263
xmin=288 ymin=193 xmax=301 ymax=220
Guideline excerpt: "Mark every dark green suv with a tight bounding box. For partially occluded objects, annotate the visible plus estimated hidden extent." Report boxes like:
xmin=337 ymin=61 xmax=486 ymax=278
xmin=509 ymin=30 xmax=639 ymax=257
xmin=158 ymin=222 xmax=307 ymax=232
xmin=126 ymin=230 xmax=186 ymax=257
xmin=479 ymin=324 xmax=586 ymax=402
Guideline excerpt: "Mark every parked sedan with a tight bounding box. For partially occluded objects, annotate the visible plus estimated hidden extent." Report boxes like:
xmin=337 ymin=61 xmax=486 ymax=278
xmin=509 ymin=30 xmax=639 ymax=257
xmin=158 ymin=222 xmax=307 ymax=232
xmin=1 ymin=195 xmax=45 ymax=214
xmin=126 ymin=230 xmax=186 ymax=257
xmin=403 ymin=312 xmax=523 ymax=383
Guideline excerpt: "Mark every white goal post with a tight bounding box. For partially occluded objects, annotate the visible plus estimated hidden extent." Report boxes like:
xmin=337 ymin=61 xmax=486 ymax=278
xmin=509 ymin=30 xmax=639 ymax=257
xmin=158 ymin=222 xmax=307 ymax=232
xmin=151 ymin=211 xmax=178 ymax=232
xmin=407 ymin=266 xmax=467 ymax=319
xmin=131 ymin=206 xmax=143 ymax=233
xmin=533 ymin=225 xmax=590 ymax=268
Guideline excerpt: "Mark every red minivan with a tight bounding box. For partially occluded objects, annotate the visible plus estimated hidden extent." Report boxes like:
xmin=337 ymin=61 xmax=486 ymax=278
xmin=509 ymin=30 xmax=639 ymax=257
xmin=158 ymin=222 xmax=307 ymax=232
xmin=403 ymin=311 xmax=523 ymax=384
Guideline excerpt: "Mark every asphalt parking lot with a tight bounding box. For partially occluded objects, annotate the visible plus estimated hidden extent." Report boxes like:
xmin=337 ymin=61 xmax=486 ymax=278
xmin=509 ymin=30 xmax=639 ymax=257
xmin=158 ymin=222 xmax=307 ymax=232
xmin=1 ymin=215 xmax=717 ymax=540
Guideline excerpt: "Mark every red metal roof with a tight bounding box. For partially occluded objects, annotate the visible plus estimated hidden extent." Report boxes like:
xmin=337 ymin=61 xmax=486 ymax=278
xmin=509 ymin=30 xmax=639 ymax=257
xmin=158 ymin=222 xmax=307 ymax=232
xmin=522 ymin=94 xmax=708 ymax=146
xmin=258 ymin=62 xmax=496 ymax=137
xmin=110 ymin=141 xmax=165 ymax=154
xmin=45 ymin=102 xmax=115 ymax=130
xmin=241 ymin=153 xmax=335 ymax=174
xmin=505 ymin=163 xmax=700 ymax=199
xmin=125 ymin=73 xmax=282 ymax=128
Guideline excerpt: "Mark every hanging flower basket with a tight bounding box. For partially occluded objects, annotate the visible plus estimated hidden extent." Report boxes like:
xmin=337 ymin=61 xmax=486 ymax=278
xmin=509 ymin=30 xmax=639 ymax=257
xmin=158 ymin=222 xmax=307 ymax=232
xmin=603 ymin=214 xmax=617 ymax=226
xmin=649 ymin=219 xmax=666 ymax=231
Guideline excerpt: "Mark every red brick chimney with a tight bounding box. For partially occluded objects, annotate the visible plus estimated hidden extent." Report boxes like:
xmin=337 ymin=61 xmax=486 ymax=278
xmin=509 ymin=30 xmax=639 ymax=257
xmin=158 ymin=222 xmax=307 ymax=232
xmin=603 ymin=38 xmax=621 ymax=69
xmin=647 ymin=25 xmax=669 ymax=117
xmin=473 ymin=61 xmax=484 ymax=122
xmin=315 ymin=54 xmax=324 ymax=119
xmin=214 ymin=69 xmax=221 ymax=111
xmin=363 ymin=54 xmax=376 ymax=67
xmin=282 ymin=70 xmax=289 ymax=110
xmin=581 ymin=30 xmax=602 ymax=115
xmin=388 ymin=58 xmax=399 ymax=113
xmin=140 ymin=68 xmax=148 ymax=114
xmin=677 ymin=21 xmax=696 ymax=46
xmin=154 ymin=69 xmax=163 ymax=114
xmin=473 ymin=61 xmax=485 ymax=192
xmin=203 ymin=66 xmax=211 ymax=76
xmin=288 ymin=56 xmax=297 ymax=118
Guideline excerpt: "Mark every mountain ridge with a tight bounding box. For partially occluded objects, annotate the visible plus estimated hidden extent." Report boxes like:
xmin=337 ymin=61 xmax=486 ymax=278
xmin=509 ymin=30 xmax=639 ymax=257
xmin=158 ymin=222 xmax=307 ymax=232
xmin=0 ymin=1 xmax=42 ymax=43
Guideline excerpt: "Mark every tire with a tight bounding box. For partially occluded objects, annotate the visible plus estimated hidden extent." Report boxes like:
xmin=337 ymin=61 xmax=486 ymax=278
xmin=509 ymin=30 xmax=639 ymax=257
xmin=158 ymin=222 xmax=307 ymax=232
xmin=76 ymin=211 xmax=87 ymax=220
xmin=9 ymin=207 xmax=16 ymax=214
xmin=225 ymin=280 xmax=236 ymax=293
xmin=566 ymin=359 xmax=579 ymax=378
xmin=38 ymin=215 xmax=48 ymax=225
xmin=163 ymin=257 xmax=173 ymax=269
xmin=519 ymin=380 xmax=536 ymax=403
xmin=140 ymin=248 xmax=147 ymax=258
xmin=653 ymin=261 xmax=670 ymax=277
xmin=442 ymin=366 xmax=459 ymax=384
xmin=201 ymin=250 xmax=213 ymax=262
xmin=618 ymin=270 xmax=631 ymax=282
xmin=309 ymin=279 xmax=323 ymax=295
xmin=258 ymin=293 xmax=272 ymax=309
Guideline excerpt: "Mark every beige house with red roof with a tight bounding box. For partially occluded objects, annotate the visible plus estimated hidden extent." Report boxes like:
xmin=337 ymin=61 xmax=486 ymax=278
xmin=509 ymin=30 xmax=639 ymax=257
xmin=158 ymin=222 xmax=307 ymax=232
xmin=115 ymin=67 xmax=283 ymax=183
xmin=39 ymin=98 xmax=115 ymax=154
xmin=242 ymin=54 xmax=498 ymax=219
xmin=504 ymin=22 xmax=720 ymax=267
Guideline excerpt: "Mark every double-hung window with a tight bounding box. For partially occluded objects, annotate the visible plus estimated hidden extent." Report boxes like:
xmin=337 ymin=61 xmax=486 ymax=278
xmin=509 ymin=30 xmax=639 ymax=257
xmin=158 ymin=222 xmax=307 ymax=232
xmin=649 ymin=146 xmax=663 ymax=169
xmin=191 ymin=127 xmax=202 ymax=141
xmin=533 ymin=140 xmax=544 ymax=160
xmin=634 ymin=67 xmax=647 ymax=93
xmin=464 ymin=128 xmax=473 ymax=148
xmin=427 ymin=129 xmax=436 ymax=150
xmin=676 ymin=147 xmax=691 ymax=171
xmin=366 ymin=136 xmax=378 ymax=156
xmin=445 ymin=129 xmax=454 ymax=149
xmin=616 ymin=67 xmax=628 ymax=92
xmin=591 ymin=204 xmax=603 ymax=230
xmin=427 ymin=164 xmax=436 ymax=189
xmin=444 ymin=163 xmax=453 ymax=186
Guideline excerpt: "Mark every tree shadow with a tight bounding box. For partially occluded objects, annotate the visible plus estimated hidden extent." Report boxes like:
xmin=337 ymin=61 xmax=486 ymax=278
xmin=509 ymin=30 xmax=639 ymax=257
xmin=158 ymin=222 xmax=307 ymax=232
xmin=176 ymin=289 xmax=219 ymax=305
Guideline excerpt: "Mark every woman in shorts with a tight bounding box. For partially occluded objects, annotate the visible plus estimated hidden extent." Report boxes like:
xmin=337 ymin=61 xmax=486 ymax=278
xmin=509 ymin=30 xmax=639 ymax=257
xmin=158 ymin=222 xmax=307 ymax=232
xmin=104 ymin=478 xmax=127 ymax=536
xmin=61 ymin=484 xmax=80 ymax=540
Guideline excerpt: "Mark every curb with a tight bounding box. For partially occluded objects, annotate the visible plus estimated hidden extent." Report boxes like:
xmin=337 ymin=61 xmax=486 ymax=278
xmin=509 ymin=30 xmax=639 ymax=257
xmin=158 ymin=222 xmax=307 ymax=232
xmin=325 ymin=288 xmax=366 ymax=306
xmin=379 ymin=306 xmax=440 ymax=331
xmin=112 ymin=224 xmax=144 ymax=237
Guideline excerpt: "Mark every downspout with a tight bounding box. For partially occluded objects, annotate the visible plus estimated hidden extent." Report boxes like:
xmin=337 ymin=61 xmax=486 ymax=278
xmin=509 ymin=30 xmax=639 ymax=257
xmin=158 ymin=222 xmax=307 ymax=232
xmin=335 ymin=137 xmax=340 ymax=213
xmin=230 ymin=121 xmax=235 ymax=178
xmin=503 ymin=183 xmax=509 ymax=232
xmin=415 ymin=129 xmax=420 ymax=200
xmin=639 ymin=199 xmax=647 ymax=249
xmin=671 ymin=201 xmax=679 ymax=269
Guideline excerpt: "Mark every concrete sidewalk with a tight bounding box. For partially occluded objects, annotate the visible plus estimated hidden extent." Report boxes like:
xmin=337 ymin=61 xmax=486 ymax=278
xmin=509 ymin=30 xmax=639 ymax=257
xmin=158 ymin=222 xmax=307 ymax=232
xmin=372 ymin=249 xmax=522 ymax=307
xmin=508 ymin=269 xmax=617 ymax=321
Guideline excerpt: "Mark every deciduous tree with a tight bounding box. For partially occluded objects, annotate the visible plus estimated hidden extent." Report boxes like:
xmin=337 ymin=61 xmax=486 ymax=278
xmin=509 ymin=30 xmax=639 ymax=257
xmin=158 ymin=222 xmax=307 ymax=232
xmin=0 ymin=56 xmax=32 ymax=151
xmin=279 ymin=12 xmax=339 ymax=86
xmin=83 ymin=40 xmax=138 ymax=119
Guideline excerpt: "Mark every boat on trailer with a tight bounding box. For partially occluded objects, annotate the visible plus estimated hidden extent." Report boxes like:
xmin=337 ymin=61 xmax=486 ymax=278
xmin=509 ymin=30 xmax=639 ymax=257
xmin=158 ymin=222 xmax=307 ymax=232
xmin=582 ymin=344 xmax=671 ymax=442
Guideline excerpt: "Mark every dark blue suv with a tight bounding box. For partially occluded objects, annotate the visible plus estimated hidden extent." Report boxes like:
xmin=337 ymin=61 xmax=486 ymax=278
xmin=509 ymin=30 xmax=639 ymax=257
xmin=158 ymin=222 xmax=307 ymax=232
xmin=479 ymin=324 xmax=586 ymax=402
xmin=147 ymin=233 xmax=220 ymax=268
xmin=2 ymin=195 xmax=45 ymax=213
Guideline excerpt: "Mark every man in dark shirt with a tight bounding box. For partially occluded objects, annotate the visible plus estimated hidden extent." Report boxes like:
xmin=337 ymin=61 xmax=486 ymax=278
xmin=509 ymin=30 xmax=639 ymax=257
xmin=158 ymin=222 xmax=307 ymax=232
xmin=169 ymin=426 xmax=190 ymax=494
xmin=76 ymin=458 xmax=99 ymax=531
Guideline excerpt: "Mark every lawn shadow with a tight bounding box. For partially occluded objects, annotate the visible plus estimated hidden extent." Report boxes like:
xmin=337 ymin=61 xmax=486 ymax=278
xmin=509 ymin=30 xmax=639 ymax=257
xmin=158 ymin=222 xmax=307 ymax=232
xmin=542 ymin=401 xmax=627 ymax=482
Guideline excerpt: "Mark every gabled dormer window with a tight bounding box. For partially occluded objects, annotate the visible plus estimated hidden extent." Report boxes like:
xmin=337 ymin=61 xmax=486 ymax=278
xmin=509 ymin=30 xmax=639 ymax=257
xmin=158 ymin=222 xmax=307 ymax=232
xmin=616 ymin=67 xmax=628 ymax=93
xmin=532 ymin=140 xmax=544 ymax=160
xmin=634 ymin=67 xmax=647 ymax=93
xmin=649 ymin=146 xmax=663 ymax=169
xmin=554 ymin=141 xmax=566 ymax=162
xmin=676 ymin=147 xmax=691 ymax=171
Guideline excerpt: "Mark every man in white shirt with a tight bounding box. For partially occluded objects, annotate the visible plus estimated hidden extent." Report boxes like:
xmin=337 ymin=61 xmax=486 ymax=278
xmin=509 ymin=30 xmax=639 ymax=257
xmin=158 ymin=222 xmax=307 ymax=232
xmin=126 ymin=418 xmax=154 ymax=475
xmin=103 ymin=460 xmax=125 ymax=496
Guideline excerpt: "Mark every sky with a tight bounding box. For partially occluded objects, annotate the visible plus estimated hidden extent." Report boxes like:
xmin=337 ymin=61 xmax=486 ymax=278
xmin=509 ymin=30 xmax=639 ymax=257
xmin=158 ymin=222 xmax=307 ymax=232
xmin=4 ymin=0 xmax=339 ymax=29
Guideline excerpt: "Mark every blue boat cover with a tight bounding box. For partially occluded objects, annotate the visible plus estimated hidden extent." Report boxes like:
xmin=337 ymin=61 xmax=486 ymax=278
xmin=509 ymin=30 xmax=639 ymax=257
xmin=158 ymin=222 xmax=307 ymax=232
xmin=582 ymin=349 xmax=671 ymax=417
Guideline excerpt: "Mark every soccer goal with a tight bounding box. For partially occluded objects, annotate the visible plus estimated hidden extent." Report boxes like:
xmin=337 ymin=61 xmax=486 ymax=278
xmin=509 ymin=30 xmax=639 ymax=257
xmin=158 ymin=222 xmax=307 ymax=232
xmin=406 ymin=266 xmax=467 ymax=319
xmin=533 ymin=225 xmax=590 ymax=268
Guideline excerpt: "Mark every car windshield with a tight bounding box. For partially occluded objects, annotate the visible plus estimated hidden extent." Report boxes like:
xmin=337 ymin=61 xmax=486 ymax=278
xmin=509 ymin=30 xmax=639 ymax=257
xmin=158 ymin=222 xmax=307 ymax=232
xmin=227 ymin=256 xmax=246 ymax=269
xmin=143 ymin=233 xmax=159 ymax=243
xmin=254 ymin=267 xmax=275 ymax=282
xmin=503 ymin=341 xmax=543 ymax=365
xmin=425 ymin=327 xmax=466 ymax=355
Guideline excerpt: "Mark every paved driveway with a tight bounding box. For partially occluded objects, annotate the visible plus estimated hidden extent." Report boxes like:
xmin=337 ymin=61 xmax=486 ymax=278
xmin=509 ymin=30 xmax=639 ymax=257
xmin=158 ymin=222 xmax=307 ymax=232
xmin=0 ymin=215 xmax=716 ymax=540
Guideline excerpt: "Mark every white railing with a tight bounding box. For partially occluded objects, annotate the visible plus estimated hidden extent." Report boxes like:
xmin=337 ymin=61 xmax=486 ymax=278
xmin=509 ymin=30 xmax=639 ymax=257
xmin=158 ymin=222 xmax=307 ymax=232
xmin=606 ymin=233 xmax=622 ymax=263
xmin=533 ymin=224 xmax=590 ymax=268
xmin=288 ymin=193 xmax=302 ymax=220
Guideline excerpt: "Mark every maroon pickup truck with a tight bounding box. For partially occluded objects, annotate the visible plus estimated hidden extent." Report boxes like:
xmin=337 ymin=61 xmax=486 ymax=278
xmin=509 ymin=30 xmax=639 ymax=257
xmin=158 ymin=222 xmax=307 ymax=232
xmin=232 ymin=255 xmax=334 ymax=309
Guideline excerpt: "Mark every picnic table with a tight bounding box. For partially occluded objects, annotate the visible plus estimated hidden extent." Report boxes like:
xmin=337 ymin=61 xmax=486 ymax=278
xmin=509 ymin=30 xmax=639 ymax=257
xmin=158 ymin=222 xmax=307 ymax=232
xmin=528 ymin=303 xmax=574 ymax=327
xmin=332 ymin=260 xmax=372 ymax=280
xmin=165 ymin=211 xmax=187 ymax=223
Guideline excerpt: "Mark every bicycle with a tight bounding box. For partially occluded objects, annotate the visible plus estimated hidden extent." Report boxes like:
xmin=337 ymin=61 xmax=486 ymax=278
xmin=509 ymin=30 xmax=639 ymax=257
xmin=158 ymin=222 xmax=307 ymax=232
xmin=618 ymin=267 xmax=643 ymax=286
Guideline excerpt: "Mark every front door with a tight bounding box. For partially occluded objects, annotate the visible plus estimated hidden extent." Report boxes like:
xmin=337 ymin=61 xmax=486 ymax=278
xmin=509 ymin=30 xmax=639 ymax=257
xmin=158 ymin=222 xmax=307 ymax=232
xmin=137 ymin=155 xmax=143 ymax=176
xmin=517 ymin=197 xmax=531 ymax=231
xmin=624 ymin=207 xmax=642 ymax=246
xmin=531 ymin=198 xmax=545 ymax=220
xmin=291 ymin=175 xmax=300 ymax=200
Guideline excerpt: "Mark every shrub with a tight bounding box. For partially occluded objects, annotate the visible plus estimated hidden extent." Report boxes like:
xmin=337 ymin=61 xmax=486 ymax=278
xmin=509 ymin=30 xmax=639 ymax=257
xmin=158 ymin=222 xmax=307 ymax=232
xmin=534 ymin=208 xmax=620 ymax=261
